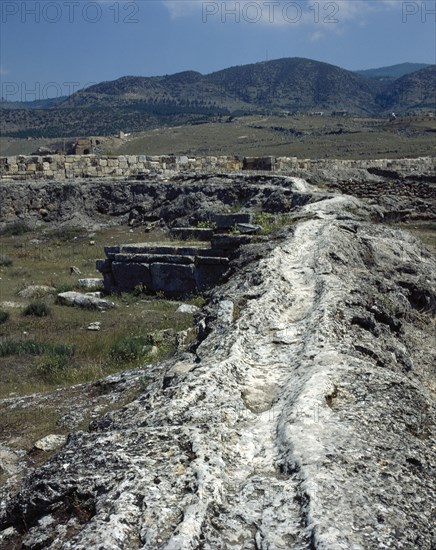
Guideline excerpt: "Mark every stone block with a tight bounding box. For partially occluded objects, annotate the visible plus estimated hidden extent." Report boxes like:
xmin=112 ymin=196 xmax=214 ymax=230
xmin=114 ymin=253 xmax=195 ymax=265
xmin=96 ymin=259 xmax=112 ymax=273
xmin=195 ymin=262 xmax=229 ymax=291
xmin=112 ymin=262 xmax=151 ymax=291
xmin=211 ymin=234 xmax=254 ymax=250
xmin=150 ymin=263 xmax=196 ymax=295
xmin=211 ymin=213 xmax=252 ymax=230
xmin=119 ymin=244 xmax=207 ymax=256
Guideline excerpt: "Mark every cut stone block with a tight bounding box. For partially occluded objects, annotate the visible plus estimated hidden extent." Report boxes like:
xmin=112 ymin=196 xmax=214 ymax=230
xmin=113 ymin=253 xmax=195 ymax=265
xmin=211 ymin=213 xmax=252 ymax=230
xmin=211 ymin=234 xmax=254 ymax=250
xmin=150 ymin=263 xmax=196 ymax=295
xmin=112 ymin=262 xmax=151 ymax=291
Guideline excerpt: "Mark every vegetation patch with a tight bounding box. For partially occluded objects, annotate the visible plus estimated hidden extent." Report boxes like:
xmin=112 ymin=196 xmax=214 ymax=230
xmin=0 ymin=224 xmax=200 ymax=397
xmin=110 ymin=334 xmax=154 ymax=363
xmin=0 ymin=221 xmax=32 ymax=236
xmin=0 ymin=311 xmax=10 ymax=324
xmin=45 ymin=225 xmax=86 ymax=242
xmin=23 ymin=301 xmax=51 ymax=317
xmin=254 ymin=212 xmax=293 ymax=234
xmin=0 ymin=254 xmax=13 ymax=267
xmin=0 ymin=340 xmax=75 ymax=358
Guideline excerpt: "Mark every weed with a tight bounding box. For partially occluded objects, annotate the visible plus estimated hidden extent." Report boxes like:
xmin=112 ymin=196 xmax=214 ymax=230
xmin=23 ymin=301 xmax=51 ymax=317
xmin=56 ymin=282 xmax=75 ymax=294
xmin=36 ymin=353 xmax=70 ymax=382
xmin=0 ymin=311 xmax=10 ymax=324
xmin=188 ymin=295 xmax=206 ymax=308
xmin=110 ymin=334 xmax=154 ymax=363
xmin=254 ymin=212 xmax=292 ymax=234
xmin=196 ymin=220 xmax=216 ymax=229
xmin=0 ymin=254 xmax=13 ymax=267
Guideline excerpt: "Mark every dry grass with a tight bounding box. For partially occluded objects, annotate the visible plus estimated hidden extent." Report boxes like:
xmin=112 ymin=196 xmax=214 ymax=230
xmin=114 ymin=114 xmax=436 ymax=159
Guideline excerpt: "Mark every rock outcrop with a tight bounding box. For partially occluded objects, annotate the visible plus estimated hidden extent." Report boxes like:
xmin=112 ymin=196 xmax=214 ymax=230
xmin=0 ymin=190 xmax=434 ymax=549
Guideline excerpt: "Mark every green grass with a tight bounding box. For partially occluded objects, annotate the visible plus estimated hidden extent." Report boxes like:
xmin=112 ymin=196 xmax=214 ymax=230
xmin=0 ymin=340 xmax=75 ymax=358
xmin=0 ymin=224 xmax=201 ymax=397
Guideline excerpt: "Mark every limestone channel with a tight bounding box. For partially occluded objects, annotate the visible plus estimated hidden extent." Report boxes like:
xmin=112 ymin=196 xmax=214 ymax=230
xmin=0 ymin=183 xmax=435 ymax=549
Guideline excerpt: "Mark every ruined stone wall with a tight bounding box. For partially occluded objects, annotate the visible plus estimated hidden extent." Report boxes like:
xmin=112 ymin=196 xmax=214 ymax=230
xmin=0 ymin=154 xmax=434 ymax=181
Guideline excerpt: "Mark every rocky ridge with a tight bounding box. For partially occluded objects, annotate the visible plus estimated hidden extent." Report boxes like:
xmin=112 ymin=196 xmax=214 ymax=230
xmin=0 ymin=182 xmax=434 ymax=549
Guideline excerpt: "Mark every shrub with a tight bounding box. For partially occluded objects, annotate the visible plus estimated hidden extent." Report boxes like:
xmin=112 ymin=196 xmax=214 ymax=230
xmin=196 ymin=220 xmax=216 ymax=229
xmin=110 ymin=335 xmax=154 ymax=363
xmin=23 ymin=301 xmax=51 ymax=317
xmin=56 ymin=282 xmax=75 ymax=294
xmin=0 ymin=254 xmax=13 ymax=267
xmin=36 ymin=353 xmax=70 ymax=381
xmin=0 ymin=221 xmax=32 ymax=236
xmin=254 ymin=212 xmax=292 ymax=234
xmin=0 ymin=310 xmax=10 ymax=324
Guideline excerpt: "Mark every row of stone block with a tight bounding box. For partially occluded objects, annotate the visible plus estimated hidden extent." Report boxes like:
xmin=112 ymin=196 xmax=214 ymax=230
xmin=97 ymin=256 xmax=230 ymax=295
xmin=1 ymin=154 xmax=434 ymax=181
xmin=96 ymin=233 xmax=258 ymax=295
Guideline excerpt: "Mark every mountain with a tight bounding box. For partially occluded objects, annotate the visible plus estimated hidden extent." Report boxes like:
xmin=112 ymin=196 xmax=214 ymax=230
xmin=376 ymin=65 xmax=436 ymax=112
xmin=356 ymin=62 xmax=431 ymax=80
xmin=1 ymin=58 xmax=434 ymax=138
xmin=61 ymin=58 xmax=378 ymax=115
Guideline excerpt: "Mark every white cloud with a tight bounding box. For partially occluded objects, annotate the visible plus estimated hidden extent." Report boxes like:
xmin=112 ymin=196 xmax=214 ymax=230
xmin=162 ymin=0 xmax=399 ymax=25
xmin=310 ymin=30 xmax=324 ymax=42
xmin=163 ymin=0 xmax=201 ymax=20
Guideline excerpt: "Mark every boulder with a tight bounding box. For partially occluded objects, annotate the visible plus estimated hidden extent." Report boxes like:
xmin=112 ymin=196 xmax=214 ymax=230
xmin=77 ymin=278 xmax=104 ymax=291
xmin=176 ymin=304 xmax=199 ymax=314
xmin=236 ymin=223 xmax=262 ymax=234
xmin=57 ymin=291 xmax=116 ymax=310
xmin=18 ymin=285 xmax=56 ymax=299
xmin=34 ymin=434 xmax=67 ymax=452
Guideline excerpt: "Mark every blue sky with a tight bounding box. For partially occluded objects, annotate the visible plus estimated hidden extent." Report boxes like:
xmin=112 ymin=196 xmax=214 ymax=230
xmin=1 ymin=0 xmax=435 ymax=101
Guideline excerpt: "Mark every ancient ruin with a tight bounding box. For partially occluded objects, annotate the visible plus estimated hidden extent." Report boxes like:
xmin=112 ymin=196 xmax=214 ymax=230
xmin=0 ymin=155 xmax=435 ymax=549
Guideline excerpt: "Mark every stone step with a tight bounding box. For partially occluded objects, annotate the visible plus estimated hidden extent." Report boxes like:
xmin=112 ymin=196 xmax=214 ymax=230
xmin=195 ymin=256 xmax=229 ymax=266
xmin=113 ymin=253 xmax=196 ymax=265
xmin=105 ymin=243 xmax=209 ymax=258
xmin=170 ymin=227 xmax=214 ymax=241
xmin=210 ymin=234 xmax=255 ymax=250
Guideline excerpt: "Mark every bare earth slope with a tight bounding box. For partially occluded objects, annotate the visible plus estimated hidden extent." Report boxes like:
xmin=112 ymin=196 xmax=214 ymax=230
xmin=0 ymin=188 xmax=435 ymax=549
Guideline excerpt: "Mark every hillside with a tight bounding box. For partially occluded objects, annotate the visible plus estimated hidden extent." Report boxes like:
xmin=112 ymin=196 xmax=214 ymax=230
xmin=1 ymin=58 xmax=434 ymax=138
xmin=377 ymin=66 xmax=436 ymax=112
xmin=356 ymin=62 xmax=430 ymax=80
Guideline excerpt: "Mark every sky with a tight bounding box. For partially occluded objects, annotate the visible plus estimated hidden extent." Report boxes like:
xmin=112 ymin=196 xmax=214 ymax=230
xmin=0 ymin=0 xmax=435 ymax=101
